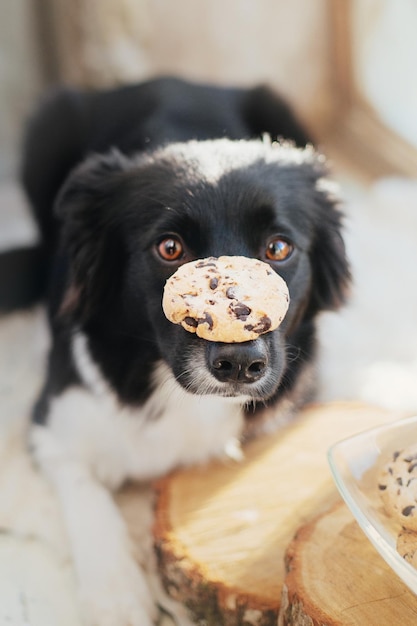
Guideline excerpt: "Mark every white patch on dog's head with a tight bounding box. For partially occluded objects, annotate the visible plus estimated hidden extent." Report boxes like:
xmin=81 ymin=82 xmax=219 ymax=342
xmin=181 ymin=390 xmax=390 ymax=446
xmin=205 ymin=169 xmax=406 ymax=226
xmin=148 ymin=138 xmax=318 ymax=186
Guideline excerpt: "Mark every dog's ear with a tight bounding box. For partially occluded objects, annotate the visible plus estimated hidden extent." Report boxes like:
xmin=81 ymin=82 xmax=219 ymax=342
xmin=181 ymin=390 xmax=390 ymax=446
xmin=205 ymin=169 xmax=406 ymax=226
xmin=54 ymin=149 xmax=130 ymax=320
xmin=242 ymin=85 xmax=311 ymax=147
xmin=307 ymin=174 xmax=351 ymax=316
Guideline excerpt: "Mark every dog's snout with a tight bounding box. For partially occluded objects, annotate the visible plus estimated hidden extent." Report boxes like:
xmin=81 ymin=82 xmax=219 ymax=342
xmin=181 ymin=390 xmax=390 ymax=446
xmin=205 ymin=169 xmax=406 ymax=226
xmin=207 ymin=341 xmax=268 ymax=384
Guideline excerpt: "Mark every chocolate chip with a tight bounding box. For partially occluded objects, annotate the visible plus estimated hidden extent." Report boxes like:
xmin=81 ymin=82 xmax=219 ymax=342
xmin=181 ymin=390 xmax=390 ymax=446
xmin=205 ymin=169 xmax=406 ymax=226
xmin=378 ymin=483 xmax=387 ymax=491
xmin=244 ymin=315 xmax=272 ymax=334
xmin=405 ymin=453 xmax=417 ymax=463
xmin=393 ymin=450 xmax=401 ymax=461
xmin=226 ymin=286 xmax=237 ymax=299
xmin=258 ymin=316 xmax=272 ymax=332
xmin=197 ymin=312 xmax=213 ymax=330
xmin=408 ymin=462 xmax=417 ymax=473
xmin=209 ymin=277 xmax=219 ymax=290
xmin=184 ymin=317 xmax=198 ymax=328
xmin=196 ymin=260 xmax=217 ymax=268
xmin=229 ymin=302 xmax=251 ymax=320
xmin=402 ymin=505 xmax=415 ymax=517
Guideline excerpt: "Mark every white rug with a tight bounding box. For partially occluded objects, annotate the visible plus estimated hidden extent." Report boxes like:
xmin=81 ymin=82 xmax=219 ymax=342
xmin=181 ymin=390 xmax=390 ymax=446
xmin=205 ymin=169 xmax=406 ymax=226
xmin=0 ymin=175 xmax=417 ymax=624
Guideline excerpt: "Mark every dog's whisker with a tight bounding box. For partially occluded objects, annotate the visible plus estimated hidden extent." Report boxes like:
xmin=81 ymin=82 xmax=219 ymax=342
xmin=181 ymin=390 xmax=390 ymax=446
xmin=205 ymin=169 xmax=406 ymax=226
xmin=184 ymin=372 xmax=217 ymax=398
xmin=285 ymin=342 xmax=309 ymax=366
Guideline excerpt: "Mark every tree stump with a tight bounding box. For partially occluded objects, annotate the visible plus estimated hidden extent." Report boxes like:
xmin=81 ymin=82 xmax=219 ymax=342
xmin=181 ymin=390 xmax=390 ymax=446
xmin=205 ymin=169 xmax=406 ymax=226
xmin=151 ymin=402 xmax=403 ymax=625
xmin=280 ymin=501 xmax=417 ymax=625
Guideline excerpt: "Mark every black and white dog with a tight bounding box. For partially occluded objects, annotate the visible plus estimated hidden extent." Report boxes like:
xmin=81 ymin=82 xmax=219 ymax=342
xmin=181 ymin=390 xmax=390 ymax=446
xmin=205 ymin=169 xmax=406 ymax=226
xmin=1 ymin=77 xmax=350 ymax=625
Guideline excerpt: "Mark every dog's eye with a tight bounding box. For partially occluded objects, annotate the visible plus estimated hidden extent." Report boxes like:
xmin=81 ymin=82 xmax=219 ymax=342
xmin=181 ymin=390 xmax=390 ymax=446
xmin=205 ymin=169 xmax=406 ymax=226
xmin=157 ymin=236 xmax=184 ymax=262
xmin=265 ymin=237 xmax=294 ymax=262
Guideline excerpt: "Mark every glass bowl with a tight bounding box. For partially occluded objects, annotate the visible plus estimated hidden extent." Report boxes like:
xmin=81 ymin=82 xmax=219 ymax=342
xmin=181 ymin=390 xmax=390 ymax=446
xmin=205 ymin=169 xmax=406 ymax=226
xmin=328 ymin=414 xmax=417 ymax=595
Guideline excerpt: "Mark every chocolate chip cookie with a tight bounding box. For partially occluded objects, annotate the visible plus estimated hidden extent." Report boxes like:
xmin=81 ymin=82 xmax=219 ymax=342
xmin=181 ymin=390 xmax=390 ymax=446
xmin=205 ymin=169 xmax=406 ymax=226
xmin=162 ymin=256 xmax=290 ymax=342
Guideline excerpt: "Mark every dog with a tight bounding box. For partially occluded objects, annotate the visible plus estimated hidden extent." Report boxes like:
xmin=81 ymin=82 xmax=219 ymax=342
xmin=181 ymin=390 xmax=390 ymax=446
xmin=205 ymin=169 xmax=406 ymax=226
xmin=1 ymin=77 xmax=350 ymax=625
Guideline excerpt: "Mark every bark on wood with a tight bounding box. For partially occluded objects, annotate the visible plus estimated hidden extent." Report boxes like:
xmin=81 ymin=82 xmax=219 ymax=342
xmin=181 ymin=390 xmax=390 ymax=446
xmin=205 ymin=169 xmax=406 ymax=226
xmin=151 ymin=402 xmax=402 ymax=625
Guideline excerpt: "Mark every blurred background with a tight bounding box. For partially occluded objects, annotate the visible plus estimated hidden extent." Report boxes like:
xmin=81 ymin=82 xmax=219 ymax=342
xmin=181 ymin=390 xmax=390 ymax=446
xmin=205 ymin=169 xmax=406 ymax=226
xmin=2 ymin=0 xmax=417 ymax=178
xmin=0 ymin=0 xmax=331 ymax=179
xmin=0 ymin=1 xmax=417 ymax=624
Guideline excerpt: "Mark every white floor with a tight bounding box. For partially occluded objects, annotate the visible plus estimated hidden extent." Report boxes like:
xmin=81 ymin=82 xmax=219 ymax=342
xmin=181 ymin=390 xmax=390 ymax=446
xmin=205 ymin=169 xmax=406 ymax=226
xmin=1 ymin=171 xmax=417 ymax=625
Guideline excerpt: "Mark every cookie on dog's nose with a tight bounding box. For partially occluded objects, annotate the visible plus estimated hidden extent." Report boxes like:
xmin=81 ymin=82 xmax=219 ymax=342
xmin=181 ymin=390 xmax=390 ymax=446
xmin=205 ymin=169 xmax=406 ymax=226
xmin=162 ymin=256 xmax=289 ymax=343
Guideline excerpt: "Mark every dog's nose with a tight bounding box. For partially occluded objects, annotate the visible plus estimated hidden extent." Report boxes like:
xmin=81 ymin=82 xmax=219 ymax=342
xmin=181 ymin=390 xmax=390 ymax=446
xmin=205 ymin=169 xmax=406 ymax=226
xmin=207 ymin=341 xmax=268 ymax=384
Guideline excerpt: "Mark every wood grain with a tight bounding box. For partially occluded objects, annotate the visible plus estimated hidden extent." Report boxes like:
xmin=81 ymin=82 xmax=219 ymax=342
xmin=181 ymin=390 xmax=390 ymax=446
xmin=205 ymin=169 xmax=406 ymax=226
xmin=281 ymin=501 xmax=417 ymax=625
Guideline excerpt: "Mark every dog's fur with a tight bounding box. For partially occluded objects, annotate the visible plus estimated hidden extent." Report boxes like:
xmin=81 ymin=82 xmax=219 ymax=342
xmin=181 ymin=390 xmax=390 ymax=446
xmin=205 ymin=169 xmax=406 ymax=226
xmin=2 ymin=77 xmax=350 ymax=625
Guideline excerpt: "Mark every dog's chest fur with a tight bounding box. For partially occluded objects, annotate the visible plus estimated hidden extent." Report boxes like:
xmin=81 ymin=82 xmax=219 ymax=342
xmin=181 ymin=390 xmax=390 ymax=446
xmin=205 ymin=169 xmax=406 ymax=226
xmin=42 ymin=331 xmax=244 ymax=489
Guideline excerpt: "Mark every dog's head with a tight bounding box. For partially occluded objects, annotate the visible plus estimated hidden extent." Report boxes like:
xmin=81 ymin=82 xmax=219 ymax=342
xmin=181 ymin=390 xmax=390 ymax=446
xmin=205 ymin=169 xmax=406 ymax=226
xmin=54 ymin=139 xmax=350 ymax=405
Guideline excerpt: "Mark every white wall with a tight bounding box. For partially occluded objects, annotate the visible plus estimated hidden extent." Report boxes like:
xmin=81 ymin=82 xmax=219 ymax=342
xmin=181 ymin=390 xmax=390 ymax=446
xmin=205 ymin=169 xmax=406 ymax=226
xmin=352 ymin=0 xmax=417 ymax=148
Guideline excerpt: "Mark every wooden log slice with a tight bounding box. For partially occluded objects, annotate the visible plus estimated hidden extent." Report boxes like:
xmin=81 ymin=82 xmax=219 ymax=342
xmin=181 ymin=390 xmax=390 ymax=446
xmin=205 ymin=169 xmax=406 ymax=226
xmin=281 ymin=501 xmax=417 ymax=625
xmin=152 ymin=403 xmax=403 ymax=625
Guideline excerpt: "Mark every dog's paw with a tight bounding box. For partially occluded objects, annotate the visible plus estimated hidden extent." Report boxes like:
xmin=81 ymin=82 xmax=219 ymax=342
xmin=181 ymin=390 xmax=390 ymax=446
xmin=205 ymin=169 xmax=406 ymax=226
xmin=78 ymin=560 xmax=157 ymax=626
